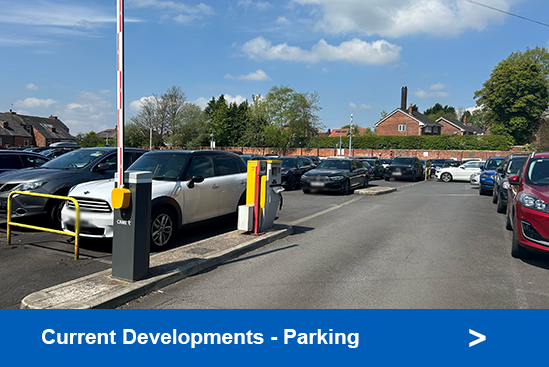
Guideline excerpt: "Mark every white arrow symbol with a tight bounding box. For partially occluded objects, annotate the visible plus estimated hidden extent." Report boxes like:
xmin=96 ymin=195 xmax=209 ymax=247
xmin=469 ymin=329 xmax=486 ymax=347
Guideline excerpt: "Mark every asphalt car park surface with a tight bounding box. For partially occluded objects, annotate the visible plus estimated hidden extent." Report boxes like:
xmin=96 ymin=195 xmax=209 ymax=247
xmin=5 ymin=177 xmax=548 ymax=309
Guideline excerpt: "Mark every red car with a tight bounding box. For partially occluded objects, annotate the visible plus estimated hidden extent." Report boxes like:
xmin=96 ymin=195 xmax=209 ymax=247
xmin=507 ymin=152 xmax=549 ymax=258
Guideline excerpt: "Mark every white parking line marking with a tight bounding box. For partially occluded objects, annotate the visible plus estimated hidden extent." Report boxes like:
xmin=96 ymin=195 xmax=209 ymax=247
xmin=290 ymin=197 xmax=363 ymax=226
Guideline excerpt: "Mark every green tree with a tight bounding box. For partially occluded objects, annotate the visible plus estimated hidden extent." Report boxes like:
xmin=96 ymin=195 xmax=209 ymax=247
xmin=475 ymin=57 xmax=549 ymax=144
xmin=341 ymin=124 xmax=360 ymax=136
xmin=240 ymin=94 xmax=269 ymax=147
xmin=75 ymin=131 xmax=105 ymax=147
xmin=169 ymin=103 xmax=209 ymax=149
xmin=423 ymin=103 xmax=456 ymax=120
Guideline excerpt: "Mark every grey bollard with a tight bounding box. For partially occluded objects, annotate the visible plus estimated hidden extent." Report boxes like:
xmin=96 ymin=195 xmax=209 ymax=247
xmin=112 ymin=171 xmax=152 ymax=281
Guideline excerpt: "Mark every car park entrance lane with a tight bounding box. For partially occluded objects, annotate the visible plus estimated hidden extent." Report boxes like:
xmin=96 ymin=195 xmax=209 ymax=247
xmin=121 ymin=180 xmax=549 ymax=309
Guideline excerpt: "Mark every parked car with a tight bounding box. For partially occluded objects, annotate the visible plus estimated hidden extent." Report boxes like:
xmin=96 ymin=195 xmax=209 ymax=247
xmin=359 ymin=158 xmax=384 ymax=179
xmin=470 ymin=172 xmax=480 ymax=186
xmin=49 ymin=141 xmax=80 ymax=148
xmin=379 ymin=158 xmax=392 ymax=168
xmin=23 ymin=147 xmax=49 ymax=153
xmin=506 ymin=152 xmax=549 ymax=258
xmin=359 ymin=160 xmax=375 ymax=180
xmin=280 ymin=156 xmax=315 ymax=190
xmin=493 ymin=154 xmax=528 ymax=213
xmin=40 ymin=148 xmax=75 ymax=159
xmin=240 ymin=154 xmax=267 ymax=162
xmin=478 ymin=156 xmax=505 ymax=195
xmin=297 ymin=155 xmax=321 ymax=166
xmin=430 ymin=159 xmax=453 ymax=173
xmin=0 ymin=147 xmax=146 ymax=226
xmin=300 ymin=158 xmax=368 ymax=195
xmin=435 ymin=160 xmax=485 ymax=182
xmin=384 ymin=156 xmax=423 ymax=181
xmin=0 ymin=151 xmax=51 ymax=174
xmin=61 ymin=150 xmax=247 ymax=250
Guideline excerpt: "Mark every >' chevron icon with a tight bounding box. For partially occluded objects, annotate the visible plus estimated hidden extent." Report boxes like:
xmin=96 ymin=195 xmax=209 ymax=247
xmin=469 ymin=329 xmax=486 ymax=347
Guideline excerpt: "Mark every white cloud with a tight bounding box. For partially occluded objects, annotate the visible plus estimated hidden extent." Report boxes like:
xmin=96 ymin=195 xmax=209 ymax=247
xmin=193 ymin=94 xmax=248 ymax=109
xmin=294 ymin=0 xmax=518 ymax=37
xmin=348 ymin=102 xmax=357 ymax=109
xmin=225 ymin=69 xmax=271 ymax=81
xmin=128 ymin=0 xmax=213 ymax=23
xmin=129 ymin=96 xmax=157 ymax=113
xmin=26 ymin=83 xmax=38 ymax=90
xmin=192 ymin=97 xmax=209 ymax=109
xmin=14 ymin=97 xmax=58 ymax=108
xmin=430 ymin=83 xmax=448 ymax=90
xmin=412 ymin=88 xmax=450 ymax=98
xmin=241 ymin=36 xmax=401 ymax=65
xmin=359 ymin=104 xmax=371 ymax=110
xmin=59 ymin=91 xmax=115 ymax=132
xmin=277 ymin=16 xmax=290 ymax=24
xmin=238 ymin=0 xmax=271 ymax=11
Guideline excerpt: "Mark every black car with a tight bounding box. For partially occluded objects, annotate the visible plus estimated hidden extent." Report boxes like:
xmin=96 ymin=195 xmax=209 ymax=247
xmin=360 ymin=158 xmax=384 ymax=179
xmin=360 ymin=160 xmax=376 ymax=180
xmin=0 ymin=151 xmax=51 ymax=174
xmin=492 ymin=154 xmax=528 ymax=213
xmin=384 ymin=156 xmax=423 ymax=181
xmin=240 ymin=154 xmax=267 ymax=162
xmin=300 ymin=158 xmax=368 ymax=195
xmin=40 ymin=148 xmax=76 ymax=159
xmin=430 ymin=158 xmax=453 ymax=173
xmin=280 ymin=156 xmax=315 ymax=190
xmin=0 ymin=147 xmax=147 ymax=226
xmin=297 ymin=155 xmax=321 ymax=166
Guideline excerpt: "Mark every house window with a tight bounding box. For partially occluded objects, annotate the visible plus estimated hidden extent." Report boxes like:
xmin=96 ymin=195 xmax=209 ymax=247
xmin=398 ymin=124 xmax=406 ymax=132
xmin=425 ymin=126 xmax=432 ymax=133
xmin=432 ymin=127 xmax=438 ymax=134
xmin=47 ymin=140 xmax=52 ymax=146
xmin=24 ymin=138 xmax=29 ymax=147
xmin=25 ymin=126 xmax=32 ymax=134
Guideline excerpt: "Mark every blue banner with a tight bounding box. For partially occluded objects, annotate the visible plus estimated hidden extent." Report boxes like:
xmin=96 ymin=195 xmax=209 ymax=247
xmin=0 ymin=310 xmax=538 ymax=366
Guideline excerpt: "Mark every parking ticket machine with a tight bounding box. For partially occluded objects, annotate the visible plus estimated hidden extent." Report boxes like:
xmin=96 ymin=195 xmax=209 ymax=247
xmin=238 ymin=160 xmax=283 ymax=233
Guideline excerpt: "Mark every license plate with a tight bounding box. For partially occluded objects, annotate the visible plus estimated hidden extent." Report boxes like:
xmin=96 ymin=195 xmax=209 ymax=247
xmin=393 ymin=172 xmax=402 ymax=176
xmin=311 ymin=182 xmax=325 ymax=187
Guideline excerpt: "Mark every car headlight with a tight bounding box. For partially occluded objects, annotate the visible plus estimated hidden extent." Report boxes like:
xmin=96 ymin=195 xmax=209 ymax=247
xmin=329 ymin=176 xmax=345 ymax=181
xmin=502 ymin=182 xmax=510 ymax=189
xmin=281 ymin=170 xmax=289 ymax=175
xmin=13 ymin=181 xmax=48 ymax=191
xmin=519 ymin=193 xmax=549 ymax=214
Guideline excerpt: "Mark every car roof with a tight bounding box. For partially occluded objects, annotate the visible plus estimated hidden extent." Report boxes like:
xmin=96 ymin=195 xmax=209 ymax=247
xmin=533 ymin=152 xmax=549 ymax=159
xmin=0 ymin=150 xmax=48 ymax=157
xmin=486 ymin=156 xmax=505 ymax=160
xmin=142 ymin=150 xmax=239 ymax=156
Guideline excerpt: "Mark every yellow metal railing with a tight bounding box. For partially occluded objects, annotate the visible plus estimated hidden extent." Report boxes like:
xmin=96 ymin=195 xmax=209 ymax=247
xmin=425 ymin=167 xmax=432 ymax=181
xmin=7 ymin=191 xmax=81 ymax=260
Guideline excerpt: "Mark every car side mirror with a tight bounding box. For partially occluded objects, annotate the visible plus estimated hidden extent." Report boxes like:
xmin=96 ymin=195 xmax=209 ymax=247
xmin=459 ymin=166 xmax=465 ymax=169
xmin=508 ymin=175 xmax=520 ymax=185
xmin=496 ymin=167 xmax=503 ymax=173
xmin=95 ymin=163 xmax=111 ymax=172
xmin=187 ymin=175 xmax=204 ymax=189
xmin=480 ymin=165 xmax=484 ymax=171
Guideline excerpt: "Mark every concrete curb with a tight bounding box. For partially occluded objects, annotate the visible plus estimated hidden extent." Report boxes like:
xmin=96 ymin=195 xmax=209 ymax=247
xmin=354 ymin=187 xmax=397 ymax=196
xmin=21 ymin=224 xmax=293 ymax=309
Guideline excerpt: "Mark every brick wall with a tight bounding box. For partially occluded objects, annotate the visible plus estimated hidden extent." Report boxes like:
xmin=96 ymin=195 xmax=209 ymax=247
xmin=376 ymin=110 xmax=421 ymax=136
xmin=438 ymin=120 xmax=462 ymax=135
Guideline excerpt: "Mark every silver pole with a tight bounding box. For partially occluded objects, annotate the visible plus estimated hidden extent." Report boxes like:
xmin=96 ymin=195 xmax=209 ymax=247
xmin=349 ymin=114 xmax=353 ymax=157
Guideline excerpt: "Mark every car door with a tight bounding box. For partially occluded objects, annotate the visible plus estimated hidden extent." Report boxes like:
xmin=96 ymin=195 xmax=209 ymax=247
xmin=455 ymin=161 xmax=479 ymax=180
xmin=182 ymin=155 xmax=219 ymax=222
xmin=350 ymin=160 xmax=363 ymax=186
xmin=214 ymin=155 xmax=246 ymax=216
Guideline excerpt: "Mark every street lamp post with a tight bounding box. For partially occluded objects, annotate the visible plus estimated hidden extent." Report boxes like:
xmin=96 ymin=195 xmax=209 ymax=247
xmin=349 ymin=114 xmax=353 ymax=157
xmin=210 ymin=130 xmax=216 ymax=149
xmin=339 ymin=129 xmax=342 ymax=156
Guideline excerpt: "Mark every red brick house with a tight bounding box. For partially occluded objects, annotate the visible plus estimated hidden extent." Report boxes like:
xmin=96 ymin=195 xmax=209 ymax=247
xmin=0 ymin=110 xmax=75 ymax=148
xmin=374 ymin=87 xmax=442 ymax=136
xmin=436 ymin=116 xmax=485 ymax=135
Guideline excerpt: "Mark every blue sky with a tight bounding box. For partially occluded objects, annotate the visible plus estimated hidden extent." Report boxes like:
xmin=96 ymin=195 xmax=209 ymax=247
xmin=1 ymin=0 xmax=548 ymax=135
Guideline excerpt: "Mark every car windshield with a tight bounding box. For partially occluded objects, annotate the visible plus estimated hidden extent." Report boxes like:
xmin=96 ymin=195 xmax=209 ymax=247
xmin=280 ymin=158 xmax=297 ymax=168
xmin=317 ymin=160 xmax=351 ymax=170
xmin=506 ymin=157 xmax=527 ymax=174
xmin=392 ymin=157 xmax=414 ymax=165
xmin=41 ymin=149 xmax=108 ymax=169
xmin=525 ymin=158 xmax=549 ymax=186
xmin=431 ymin=159 xmax=446 ymax=164
xmin=128 ymin=154 xmax=189 ymax=181
xmin=364 ymin=159 xmax=376 ymax=165
xmin=485 ymin=159 xmax=503 ymax=170
xmin=379 ymin=159 xmax=392 ymax=164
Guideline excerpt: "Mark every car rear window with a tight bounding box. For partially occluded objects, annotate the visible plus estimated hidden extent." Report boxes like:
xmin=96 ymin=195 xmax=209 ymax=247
xmin=392 ymin=157 xmax=414 ymax=165
xmin=129 ymin=154 xmax=189 ymax=181
xmin=506 ymin=157 xmax=527 ymax=174
xmin=485 ymin=158 xmax=504 ymax=170
xmin=525 ymin=158 xmax=549 ymax=186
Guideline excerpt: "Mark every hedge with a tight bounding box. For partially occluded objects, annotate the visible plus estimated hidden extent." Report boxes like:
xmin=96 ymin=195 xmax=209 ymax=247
xmin=306 ymin=135 xmax=512 ymax=151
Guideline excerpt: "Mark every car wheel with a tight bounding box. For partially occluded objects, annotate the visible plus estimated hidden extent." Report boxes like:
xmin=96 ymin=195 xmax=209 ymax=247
xmin=511 ymin=223 xmax=529 ymax=259
xmin=363 ymin=176 xmax=368 ymax=188
xmin=492 ymin=187 xmax=498 ymax=204
xmin=150 ymin=208 xmax=175 ymax=251
xmin=302 ymin=189 xmax=310 ymax=194
xmin=341 ymin=179 xmax=350 ymax=195
xmin=384 ymin=176 xmax=390 ymax=181
xmin=441 ymin=172 xmax=452 ymax=182
xmin=505 ymin=208 xmax=513 ymax=231
xmin=288 ymin=175 xmax=299 ymax=191
xmin=496 ymin=193 xmax=506 ymax=214
xmin=479 ymin=186 xmax=486 ymax=195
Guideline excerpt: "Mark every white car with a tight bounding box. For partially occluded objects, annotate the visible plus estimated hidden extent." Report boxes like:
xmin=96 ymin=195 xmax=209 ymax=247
xmin=61 ymin=151 xmax=247 ymax=250
xmin=435 ymin=160 xmax=485 ymax=182
xmin=470 ymin=172 xmax=480 ymax=186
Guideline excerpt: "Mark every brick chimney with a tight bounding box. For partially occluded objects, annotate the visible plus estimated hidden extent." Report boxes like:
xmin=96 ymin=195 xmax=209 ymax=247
xmin=463 ymin=114 xmax=467 ymax=125
xmin=7 ymin=109 xmax=16 ymax=114
xmin=408 ymin=103 xmax=413 ymax=115
xmin=49 ymin=115 xmax=58 ymax=119
xmin=401 ymin=86 xmax=407 ymax=110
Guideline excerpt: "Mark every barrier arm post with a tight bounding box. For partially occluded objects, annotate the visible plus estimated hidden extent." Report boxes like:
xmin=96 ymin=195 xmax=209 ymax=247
xmin=6 ymin=191 xmax=81 ymax=260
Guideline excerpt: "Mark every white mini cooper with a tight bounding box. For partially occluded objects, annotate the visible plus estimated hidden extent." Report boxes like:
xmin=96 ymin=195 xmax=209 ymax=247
xmin=61 ymin=150 xmax=247 ymax=250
